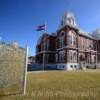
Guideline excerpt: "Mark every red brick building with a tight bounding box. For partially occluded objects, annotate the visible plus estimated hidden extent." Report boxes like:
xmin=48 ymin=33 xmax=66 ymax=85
xmin=36 ymin=12 xmax=100 ymax=70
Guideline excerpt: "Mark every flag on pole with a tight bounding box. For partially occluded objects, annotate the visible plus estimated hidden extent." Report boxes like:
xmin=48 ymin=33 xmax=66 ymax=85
xmin=36 ymin=24 xmax=46 ymax=31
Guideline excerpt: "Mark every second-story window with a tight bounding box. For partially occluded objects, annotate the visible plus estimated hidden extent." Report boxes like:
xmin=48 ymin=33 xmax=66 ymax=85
xmin=59 ymin=31 xmax=65 ymax=48
xmin=80 ymin=37 xmax=85 ymax=50
xmin=94 ymin=41 xmax=97 ymax=51
xmin=68 ymin=30 xmax=77 ymax=46
xmin=44 ymin=39 xmax=49 ymax=51
xmin=88 ymin=40 xmax=94 ymax=50
xmin=82 ymin=38 xmax=84 ymax=49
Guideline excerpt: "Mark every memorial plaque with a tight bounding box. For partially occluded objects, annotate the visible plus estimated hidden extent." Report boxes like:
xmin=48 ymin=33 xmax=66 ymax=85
xmin=0 ymin=42 xmax=27 ymax=95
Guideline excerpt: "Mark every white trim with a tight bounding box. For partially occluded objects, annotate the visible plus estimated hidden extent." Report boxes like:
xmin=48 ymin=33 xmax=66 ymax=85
xmin=56 ymin=63 xmax=79 ymax=70
xmin=56 ymin=46 xmax=79 ymax=51
xmin=57 ymin=24 xmax=78 ymax=32
xmin=24 ymin=45 xmax=28 ymax=95
xmin=36 ymin=51 xmax=55 ymax=55
xmin=44 ymin=64 xmax=56 ymax=67
xmin=56 ymin=46 xmax=67 ymax=51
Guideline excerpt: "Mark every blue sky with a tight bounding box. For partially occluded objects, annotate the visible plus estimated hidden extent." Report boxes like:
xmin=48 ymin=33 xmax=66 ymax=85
xmin=0 ymin=0 xmax=100 ymax=56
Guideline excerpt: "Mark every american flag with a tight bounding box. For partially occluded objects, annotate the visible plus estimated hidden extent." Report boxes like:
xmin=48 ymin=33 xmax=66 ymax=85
xmin=36 ymin=24 xmax=46 ymax=31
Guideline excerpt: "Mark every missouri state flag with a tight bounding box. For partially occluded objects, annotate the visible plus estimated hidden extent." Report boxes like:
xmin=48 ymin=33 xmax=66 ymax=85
xmin=36 ymin=24 xmax=46 ymax=31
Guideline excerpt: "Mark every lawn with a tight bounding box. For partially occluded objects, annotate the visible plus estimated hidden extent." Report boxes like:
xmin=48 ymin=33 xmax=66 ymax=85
xmin=0 ymin=70 xmax=100 ymax=100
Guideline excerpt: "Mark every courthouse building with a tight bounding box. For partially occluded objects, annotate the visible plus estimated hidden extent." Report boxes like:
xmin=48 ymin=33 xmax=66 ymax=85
xmin=36 ymin=12 xmax=100 ymax=70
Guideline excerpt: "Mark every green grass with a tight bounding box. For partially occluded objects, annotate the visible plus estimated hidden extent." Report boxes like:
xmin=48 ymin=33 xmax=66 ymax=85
xmin=1 ymin=70 xmax=100 ymax=100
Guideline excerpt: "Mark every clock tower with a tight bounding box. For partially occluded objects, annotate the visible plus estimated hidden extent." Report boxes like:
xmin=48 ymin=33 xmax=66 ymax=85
xmin=60 ymin=12 xmax=77 ymax=28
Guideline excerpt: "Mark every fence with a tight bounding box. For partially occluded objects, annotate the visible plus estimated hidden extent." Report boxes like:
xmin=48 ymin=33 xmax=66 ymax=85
xmin=0 ymin=42 xmax=27 ymax=96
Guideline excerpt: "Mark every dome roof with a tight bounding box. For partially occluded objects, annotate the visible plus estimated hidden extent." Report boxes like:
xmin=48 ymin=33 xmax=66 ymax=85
xmin=60 ymin=11 xmax=77 ymax=28
xmin=64 ymin=12 xmax=75 ymax=19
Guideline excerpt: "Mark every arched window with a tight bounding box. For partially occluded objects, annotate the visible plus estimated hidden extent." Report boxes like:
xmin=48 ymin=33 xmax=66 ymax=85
xmin=73 ymin=52 xmax=77 ymax=62
xmin=68 ymin=31 xmax=77 ymax=46
xmin=69 ymin=50 xmax=77 ymax=62
xmin=59 ymin=50 xmax=65 ymax=62
xmin=59 ymin=31 xmax=65 ymax=47
xmin=94 ymin=41 xmax=97 ymax=50
xmin=45 ymin=39 xmax=49 ymax=50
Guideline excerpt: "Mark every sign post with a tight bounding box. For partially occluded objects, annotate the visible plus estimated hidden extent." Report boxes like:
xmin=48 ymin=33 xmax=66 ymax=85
xmin=24 ymin=45 xmax=29 ymax=95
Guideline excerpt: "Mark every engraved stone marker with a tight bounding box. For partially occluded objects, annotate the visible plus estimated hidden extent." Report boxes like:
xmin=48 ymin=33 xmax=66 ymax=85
xmin=0 ymin=42 xmax=27 ymax=95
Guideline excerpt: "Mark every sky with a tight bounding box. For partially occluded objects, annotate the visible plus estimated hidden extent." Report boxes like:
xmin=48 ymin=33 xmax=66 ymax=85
xmin=0 ymin=0 xmax=100 ymax=56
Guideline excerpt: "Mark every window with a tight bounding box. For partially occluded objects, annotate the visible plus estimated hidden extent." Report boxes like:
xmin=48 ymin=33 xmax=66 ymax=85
xmin=73 ymin=36 xmax=76 ymax=46
xmin=44 ymin=40 xmax=49 ymax=50
xmin=70 ymin=65 xmax=73 ymax=68
xmin=55 ymin=54 xmax=58 ymax=62
xmin=73 ymin=52 xmax=77 ymax=62
xmin=59 ymin=31 xmax=65 ymax=47
xmin=69 ymin=50 xmax=77 ymax=62
xmin=68 ymin=31 xmax=77 ymax=46
xmin=74 ymin=65 xmax=77 ymax=68
xmin=91 ymin=41 xmax=94 ymax=50
xmin=87 ymin=54 xmax=90 ymax=63
xmin=80 ymin=53 xmax=86 ymax=61
xmin=88 ymin=40 xmax=92 ymax=50
xmin=81 ymin=38 xmax=84 ymax=49
xmin=94 ymin=41 xmax=97 ymax=50
xmin=91 ymin=55 xmax=96 ymax=63
xmin=59 ymin=51 xmax=65 ymax=62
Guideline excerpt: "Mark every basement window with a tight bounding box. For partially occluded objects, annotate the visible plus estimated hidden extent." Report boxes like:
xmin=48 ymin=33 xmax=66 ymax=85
xmin=70 ymin=65 xmax=73 ymax=68
xmin=74 ymin=65 xmax=77 ymax=68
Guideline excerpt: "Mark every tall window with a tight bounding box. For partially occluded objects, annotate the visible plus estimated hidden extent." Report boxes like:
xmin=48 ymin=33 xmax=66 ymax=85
xmin=69 ymin=50 xmax=77 ymax=62
xmin=73 ymin=52 xmax=77 ymax=62
xmin=80 ymin=37 xmax=85 ymax=49
xmin=59 ymin=51 xmax=65 ymax=62
xmin=94 ymin=41 xmax=97 ymax=51
xmin=55 ymin=54 xmax=58 ymax=62
xmin=59 ymin=31 xmax=65 ymax=47
xmin=91 ymin=55 xmax=96 ymax=63
xmin=68 ymin=31 xmax=77 ymax=46
xmin=44 ymin=40 xmax=49 ymax=50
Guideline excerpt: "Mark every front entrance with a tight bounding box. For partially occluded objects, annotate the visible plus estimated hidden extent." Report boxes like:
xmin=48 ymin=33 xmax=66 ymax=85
xmin=80 ymin=61 xmax=87 ymax=69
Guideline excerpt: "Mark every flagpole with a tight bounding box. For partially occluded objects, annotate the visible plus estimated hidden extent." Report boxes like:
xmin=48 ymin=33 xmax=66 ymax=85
xmin=43 ymin=23 xmax=46 ymax=70
xmin=36 ymin=23 xmax=47 ymax=71
xmin=43 ymin=22 xmax=47 ymax=71
xmin=45 ymin=22 xmax=47 ymax=33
